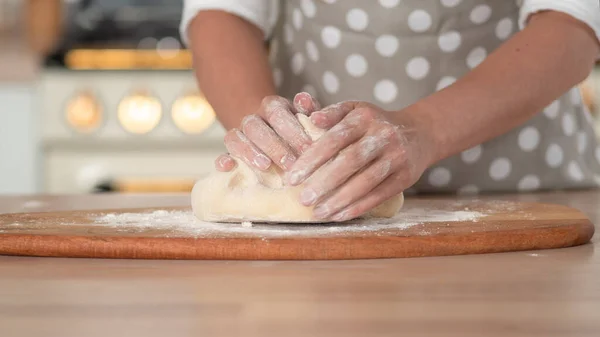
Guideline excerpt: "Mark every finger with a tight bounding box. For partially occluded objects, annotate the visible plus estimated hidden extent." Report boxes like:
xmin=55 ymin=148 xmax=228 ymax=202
xmin=261 ymin=96 xmax=313 ymax=155
xmin=224 ymin=128 xmax=272 ymax=171
xmin=312 ymin=155 xmax=397 ymax=219
xmin=310 ymin=100 xmax=359 ymax=129
xmin=299 ymin=130 xmax=390 ymax=207
xmin=214 ymin=154 xmax=237 ymax=172
xmin=330 ymin=172 xmax=407 ymax=222
xmin=242 ymin=114 xmax=297 ymax=170
xmin=293 ymin=92 xmax=321 ymax=115
xmin=286 ymin=108 xmax=374 ymax=186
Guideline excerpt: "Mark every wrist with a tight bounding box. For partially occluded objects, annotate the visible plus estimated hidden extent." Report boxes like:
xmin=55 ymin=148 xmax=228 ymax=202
xmin=386 ymin=103 xmax=441 ymax=169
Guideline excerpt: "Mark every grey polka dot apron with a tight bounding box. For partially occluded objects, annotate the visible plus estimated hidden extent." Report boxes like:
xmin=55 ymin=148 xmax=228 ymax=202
xmin=269 ymin=0 xmax=600 ymax=194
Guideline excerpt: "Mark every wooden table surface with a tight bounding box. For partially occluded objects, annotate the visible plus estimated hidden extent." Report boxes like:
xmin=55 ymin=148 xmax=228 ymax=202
xmin=1 ymin=191 xmax=599 ymax=337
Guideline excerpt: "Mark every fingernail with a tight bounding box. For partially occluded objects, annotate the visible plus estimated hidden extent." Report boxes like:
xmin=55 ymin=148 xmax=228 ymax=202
xmin=279 ymin=154 xmax=296 ymax=170
xmin=300 ymin=188 xmax=318 ymax=205
xmin=253 ymin=154 xmax=271 ymax=170
xmin=332 ymin=209 xmax=351 ymax=222
xmin=313 ymin=204 xmax=330 ymax=219
xmin=287 ymin=170 xmax=304 ymax=185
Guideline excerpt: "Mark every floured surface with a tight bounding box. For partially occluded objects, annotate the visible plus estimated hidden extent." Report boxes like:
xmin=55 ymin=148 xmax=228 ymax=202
xmin=0 ymin=200 xmax=547 ymax=239
xmin=0 ymin=199 xmax=594 ymax=260
xmin=88 ymin=207 xmax=483 ymax=238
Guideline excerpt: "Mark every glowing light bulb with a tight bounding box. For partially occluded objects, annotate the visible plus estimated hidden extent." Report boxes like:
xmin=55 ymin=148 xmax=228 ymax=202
xmin=117 ymin=92 xmax=162 ymax=134
xmin=65 ymin=91 xmax=103 ymax=133
xmin=171 ymin=94 xmax=215 ymax=134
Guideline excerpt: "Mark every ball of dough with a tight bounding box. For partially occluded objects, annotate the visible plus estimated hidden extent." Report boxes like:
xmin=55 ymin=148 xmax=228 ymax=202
xmin=191 ymin=114 xmax=404 ymax=223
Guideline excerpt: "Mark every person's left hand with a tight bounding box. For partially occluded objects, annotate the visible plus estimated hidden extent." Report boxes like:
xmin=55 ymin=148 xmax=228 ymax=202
xmin=285 ymin=101 xmax=437 ymax=222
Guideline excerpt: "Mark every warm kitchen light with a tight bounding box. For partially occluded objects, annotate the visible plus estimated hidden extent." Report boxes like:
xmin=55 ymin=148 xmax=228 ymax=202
xmin=65 ymin=91 xmax=103 ymax=133
xmin=117 ymin=92 xmax=162 ymax=134
xmin=171 ymin=94 xmax=216 ymax=134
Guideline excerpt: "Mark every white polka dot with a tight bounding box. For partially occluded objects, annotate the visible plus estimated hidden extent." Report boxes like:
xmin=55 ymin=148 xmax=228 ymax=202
xmin=495 ymin=17 xmax=513 ymax=40
xmin=428 ymin=167 xmax=452 ymax=187
xmin=518 ymin=175 xmax=540 ymax=191
xmin=489 ymin=157 xmax=511 ymax=181
xmin=595 ymin=146 xmax=600 ymax=164
xmin=273 ymin=68 xmax=283 ymax=88
xmin=321 ymin=26 xmax=341 ymax=48
xmin=374 ymin=80 xmax=398 ymax=103
xmin=379 ymin=0 xmax=400 ymax=8
xmin=576 ymin=131 xmax=587 ymax=154
xmin=322 ymin=71 xmax=339 ymax=94
xmin=375 ymin=35 xmax=399 ymax=57
xmin=567 ymin=161 xmax=584 ymax=182
xmin=461 ymin=144 xmax=482 ymax=164
xmin=305 ymin=40 xmax=319 ymax=62
xmin=438 ymin=30 xmax=462 ymax=52
xmin=570 ymin=87 xmax=582 ymax=106
xmin=301 ymin=84 xmax=317 ymax=98
xmin=436 ymin=76 xmax=456 ymax=91
xmin=466 ymin=47 xmax=486 ymax=69
xmin=291 ymin=53 xmax=305 ymax=75
xmin=546 ymin=144 xmax=564 ymax=168
xmin=293 ymin=8 xmax=303 ymax=30
xmin=406 ymin=57 xmax=430 ymax=80
xmin=470 ymin=4 xmax=492 ymax=25
xmin=561 ymin=112 xmax=577 ymax=136
xmin=543 ymin=100 xmax=560 ymax=119
xmin=518 ymin=126 xmax=540 ymax=152
xmin=345 ymin=54 xmax=368 ymax=77
xmin=346 ymin=8 xmax=369 ymax=31
xmin=441 ymin=0 xmax=462 ymax=7
xmin=300 ymin=0 xmax=316 ymax=18
xmin=408 ymin=9 xmax=432 ymax=32
xmin=457 ymin=184 xmax=479 ymax=195
xmin=284 ymin=24 xmax=294 ymax=45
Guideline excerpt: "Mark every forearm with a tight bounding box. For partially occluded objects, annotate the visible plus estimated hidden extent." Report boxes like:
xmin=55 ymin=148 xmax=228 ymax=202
xmin=188 ymin=10 xmax=276 ymax=130
xmin=401 ymin=11 xmax=600 ymax=165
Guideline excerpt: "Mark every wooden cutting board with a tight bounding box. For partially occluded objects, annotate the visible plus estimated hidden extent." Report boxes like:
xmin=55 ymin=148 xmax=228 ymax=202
xmin=0 ymin=199 xmax=594 ymax=260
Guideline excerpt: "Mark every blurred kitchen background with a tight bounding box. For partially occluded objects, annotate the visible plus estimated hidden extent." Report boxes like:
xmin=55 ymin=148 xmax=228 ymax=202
xmin=0 ymin=0 xmax=227 ymax=195
xmin=0 ymin=0 xmax=599 ymax=195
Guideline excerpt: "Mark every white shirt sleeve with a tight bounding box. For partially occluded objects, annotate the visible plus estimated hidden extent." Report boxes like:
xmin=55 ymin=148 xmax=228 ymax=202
xmin=519 ymin=0 xmax=600 ymax=49
xmin=180 ymin=0 xmax=279 ymax=46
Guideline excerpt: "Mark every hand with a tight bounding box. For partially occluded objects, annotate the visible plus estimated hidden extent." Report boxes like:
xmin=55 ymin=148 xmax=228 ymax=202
xmin=285 ymin=101 xmax=436 ymax=222
xmin=215 ymin=92 xmax=321 ymax=172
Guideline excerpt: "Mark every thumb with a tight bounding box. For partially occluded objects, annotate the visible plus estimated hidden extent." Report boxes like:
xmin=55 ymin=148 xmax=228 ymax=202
xmin=293 ymin=92 xmax=321 ymax=115
xmin=310 ymin=101 xmax=360 ymax=129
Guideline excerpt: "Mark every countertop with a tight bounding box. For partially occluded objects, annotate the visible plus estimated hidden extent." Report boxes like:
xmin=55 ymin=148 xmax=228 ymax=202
xmin=0 ymin=190 xmax=599 ymax=337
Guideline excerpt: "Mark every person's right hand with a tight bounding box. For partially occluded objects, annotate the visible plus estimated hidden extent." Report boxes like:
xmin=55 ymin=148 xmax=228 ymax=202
xmin=215 ymin=92 xmax=321 ymax=172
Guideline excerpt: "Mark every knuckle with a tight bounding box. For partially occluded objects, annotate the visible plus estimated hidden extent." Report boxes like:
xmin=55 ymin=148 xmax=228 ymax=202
xmin=360 ymin=108 xmax=378 ymax=121
xmin=260 ymin=95 xmax=278 ymax=107
xmin=241 ymin=114 xmax=265 ymax=134
xmin=224 ymin=128 xmax=240 ymax=143
xmin=262 ymin=96 xmax=291 ymax=118
xmin=380 ymin=125 xmax=398 ymax=143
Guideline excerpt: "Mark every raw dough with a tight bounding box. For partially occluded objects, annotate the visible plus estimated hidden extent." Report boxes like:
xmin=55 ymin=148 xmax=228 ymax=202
xmin=191 ymin=114 xmax=404 ymax=222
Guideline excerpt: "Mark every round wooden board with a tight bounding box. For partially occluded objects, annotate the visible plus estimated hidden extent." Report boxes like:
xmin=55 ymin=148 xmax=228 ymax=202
xmin=0 ymin=199 xmax=594 ymax=260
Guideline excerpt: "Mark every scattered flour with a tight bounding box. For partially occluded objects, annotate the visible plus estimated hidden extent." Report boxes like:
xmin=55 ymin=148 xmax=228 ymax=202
xmin=21 ymin=200 xmax=47 ymax=209
xmin=89 ymin=207 xmax=485 ymax=238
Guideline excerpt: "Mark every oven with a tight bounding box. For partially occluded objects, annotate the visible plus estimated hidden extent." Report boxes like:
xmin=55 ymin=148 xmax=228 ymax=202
xmin=37 ymin=0 xmax=226 ymax=194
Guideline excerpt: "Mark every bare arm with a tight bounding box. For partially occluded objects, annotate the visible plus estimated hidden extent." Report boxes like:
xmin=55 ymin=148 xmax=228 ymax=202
xmin=187 ymin=10 xmax=319 ymax=172
xmin=187 ymin=10 xmax=276 ymax=130
xmin=288 ymin=11 xmax=600 ymax=221
xmin=406 ymin=11 xmax=600 ymax=166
